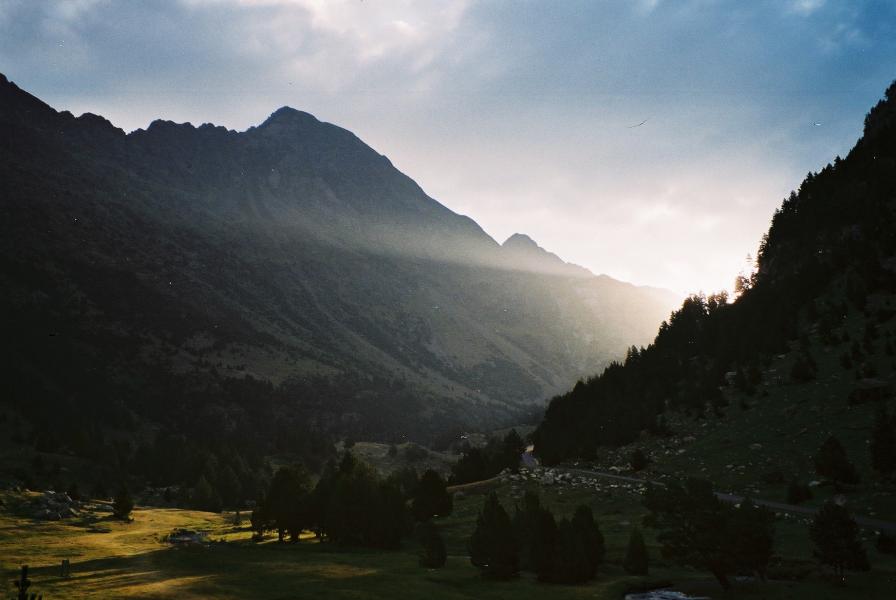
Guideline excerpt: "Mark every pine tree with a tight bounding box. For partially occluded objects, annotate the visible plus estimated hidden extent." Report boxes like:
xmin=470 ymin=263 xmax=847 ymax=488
xmin=727 ymin=499 xmax=775 ymax=580
xmin=265 ymin=465 xmax=311 ymax=542
xmin=412 ymin=469 xmax=452 ymax=522
xmin=551 ymin=518 xmax=593 ymax=583
xmin=571 ymin=504 xmax=604 ymax=576
xmin=531 ymin=507 xmax=558 ymax=581
xmin=809 ymin=502 xmax=869 ymax=580
xmin=870 ymin=408 xmax=896 ymax=477
xmin=645 ymin=478 xmax=733 ymax=590
xmin=417 ymin=520 xmax=447 ymax=568
xmin=112 ymin=485 xmax=134 ymax=521
xmin=623 ymin=527 xmax=649 ymax=575
xmin=469 ymin=492 xmax=518 ymax=579
xmin=813 ymin=436 xmax=860 ymax=486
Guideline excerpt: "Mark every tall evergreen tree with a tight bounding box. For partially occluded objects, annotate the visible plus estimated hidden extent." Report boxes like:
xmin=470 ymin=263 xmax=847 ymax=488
xmin=809 ymin=502 xmax=870 ymax=580
xmin=469 ymin=492 xmax=518 ymax=579
xmin=417 ymin=520 xmax=447 ymax=568
xmin=550 ymin=518 xmax=593 ymax=583
xmin=623 ymin=527 xmax=649 ymax=575
xmin=512 ymin=491 xmax=559 ymax=579
xmin=814 ymin=436 xmax=860 ymax=486
xmin=412 ymin=469 xmax=452 ymax=522
xmin=265 ymin=465 xmax=312 ymax=542
xmin=645 ymin=478 xmax=733 ymax=590
xmin=726 ymin=499 xmax=775 ymax=580
xmin=112 ymin=485 xmax=134 ymax=521
xmin=571 ymin=505 xmax=605 ymax=577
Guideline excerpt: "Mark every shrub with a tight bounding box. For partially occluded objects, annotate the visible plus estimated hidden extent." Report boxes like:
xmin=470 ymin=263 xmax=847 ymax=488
xmin=786 ymin=480 xmax=813 ymax=505
xmin=631 ymin=449 xmax=649 ymax=472
xmin=113 ymin=485 xmax=134 ymax=520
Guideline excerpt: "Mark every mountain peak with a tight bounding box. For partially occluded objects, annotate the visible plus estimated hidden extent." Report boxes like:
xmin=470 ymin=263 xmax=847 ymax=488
xmin=501 ymin=233 xmax=592 ymax=278
xmin=503 ymin=233 xmax=539 ymax=249
xmin=262 ymin=106 xmax=320 ymax=127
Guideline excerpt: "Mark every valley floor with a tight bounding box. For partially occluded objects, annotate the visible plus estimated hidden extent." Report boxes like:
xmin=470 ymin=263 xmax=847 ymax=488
xmin=3 ymin=480 xmax=895 ymax=599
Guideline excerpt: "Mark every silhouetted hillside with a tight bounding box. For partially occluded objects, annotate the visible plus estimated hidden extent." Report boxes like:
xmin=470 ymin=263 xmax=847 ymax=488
xmin=534 ymin=81 xmax=896 ymax=464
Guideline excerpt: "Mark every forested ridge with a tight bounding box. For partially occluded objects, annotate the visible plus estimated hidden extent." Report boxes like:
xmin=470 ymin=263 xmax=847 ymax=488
xmin=534 ymin=81 xmax=896 ymax=464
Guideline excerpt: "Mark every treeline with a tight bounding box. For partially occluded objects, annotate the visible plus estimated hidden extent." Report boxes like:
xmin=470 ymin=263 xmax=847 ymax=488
xmin=449 ymin=429 xmax=525 ymax=485
xmin=468 ymin=490 xmax=607 ymax=584
xmin=250 ymin=453 xmax=453 ymax=549
xmin=646 ymin=477 xmax=876 ymax=588
xmin=534 ymin=81 xmax=896 ymax=464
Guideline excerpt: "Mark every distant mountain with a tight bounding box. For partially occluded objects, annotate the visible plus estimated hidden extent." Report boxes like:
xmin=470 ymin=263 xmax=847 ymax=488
xmin=501 ymin=233 xmax=593 ymax=278
xmin=0 ymin=73 xmax=677 ymax=454
xmin=534 ymin=80 xmax=896 ymax=464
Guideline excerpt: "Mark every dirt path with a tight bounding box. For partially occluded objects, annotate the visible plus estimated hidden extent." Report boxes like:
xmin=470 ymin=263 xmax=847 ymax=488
xmin=562 ymin=467 xmax=896 ymax=534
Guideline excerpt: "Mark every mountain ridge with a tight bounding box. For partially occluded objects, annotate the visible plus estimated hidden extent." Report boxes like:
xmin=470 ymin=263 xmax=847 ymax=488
xmin=0 ymin=73 xmax=678 ymax=450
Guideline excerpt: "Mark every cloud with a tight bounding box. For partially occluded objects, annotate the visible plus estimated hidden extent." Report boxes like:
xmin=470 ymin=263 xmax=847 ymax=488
xmin=789 ymin=0 xmax=826 ymax=16
xmin=1 ymin=0 xmax=895 ymax=295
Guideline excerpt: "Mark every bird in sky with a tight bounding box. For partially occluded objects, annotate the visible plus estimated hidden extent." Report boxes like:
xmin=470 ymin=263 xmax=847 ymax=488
xmin=628 ymin=118 xmax=649 ymax=128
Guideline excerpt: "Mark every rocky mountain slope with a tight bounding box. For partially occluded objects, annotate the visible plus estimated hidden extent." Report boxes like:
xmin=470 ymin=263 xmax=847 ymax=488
xmin=0 ymin=73 xmax=677 ymax=447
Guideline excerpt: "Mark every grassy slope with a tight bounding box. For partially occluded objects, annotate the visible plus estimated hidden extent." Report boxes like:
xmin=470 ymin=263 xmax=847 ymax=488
xmin=586 ymin=289 xmax=896 ymax=522
xmin=3 ymin=477 xmax=896 ymax=599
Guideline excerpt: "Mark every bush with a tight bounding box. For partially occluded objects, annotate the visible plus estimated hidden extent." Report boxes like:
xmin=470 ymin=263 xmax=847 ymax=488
xmin=786 ymin=480 xmax=813 ymax=505
xmin=112 ymin=485 xmax=134 ymax=520
xmin=631 ymin=449 xmax=649 ymax=472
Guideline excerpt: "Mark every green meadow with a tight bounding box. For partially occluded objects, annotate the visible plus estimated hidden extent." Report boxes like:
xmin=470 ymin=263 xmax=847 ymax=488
xmin=3 ymin=477 xmax=896 ymax=599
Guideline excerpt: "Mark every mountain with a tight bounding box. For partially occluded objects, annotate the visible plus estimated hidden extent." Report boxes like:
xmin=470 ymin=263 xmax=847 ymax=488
xmin=500 ymin=233 xmax=593 ymax=278
xmin=0 ymin=73 xmax=678 ymax=461
xmin=534 ymin=80 xmax=896 ymax=465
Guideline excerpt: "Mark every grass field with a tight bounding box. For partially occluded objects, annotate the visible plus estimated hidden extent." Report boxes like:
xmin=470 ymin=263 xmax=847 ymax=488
xmin=3 ymin=478 xmax=896 ymax=599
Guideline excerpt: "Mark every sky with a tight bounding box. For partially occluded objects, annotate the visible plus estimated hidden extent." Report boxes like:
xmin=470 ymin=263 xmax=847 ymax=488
xmin=2 ymin=0 xmax=895 ymax=295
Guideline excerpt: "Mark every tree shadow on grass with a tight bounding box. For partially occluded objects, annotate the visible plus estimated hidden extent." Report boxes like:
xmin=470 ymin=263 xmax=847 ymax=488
xmin=21 ymin=540 xmax=391 ymax=599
